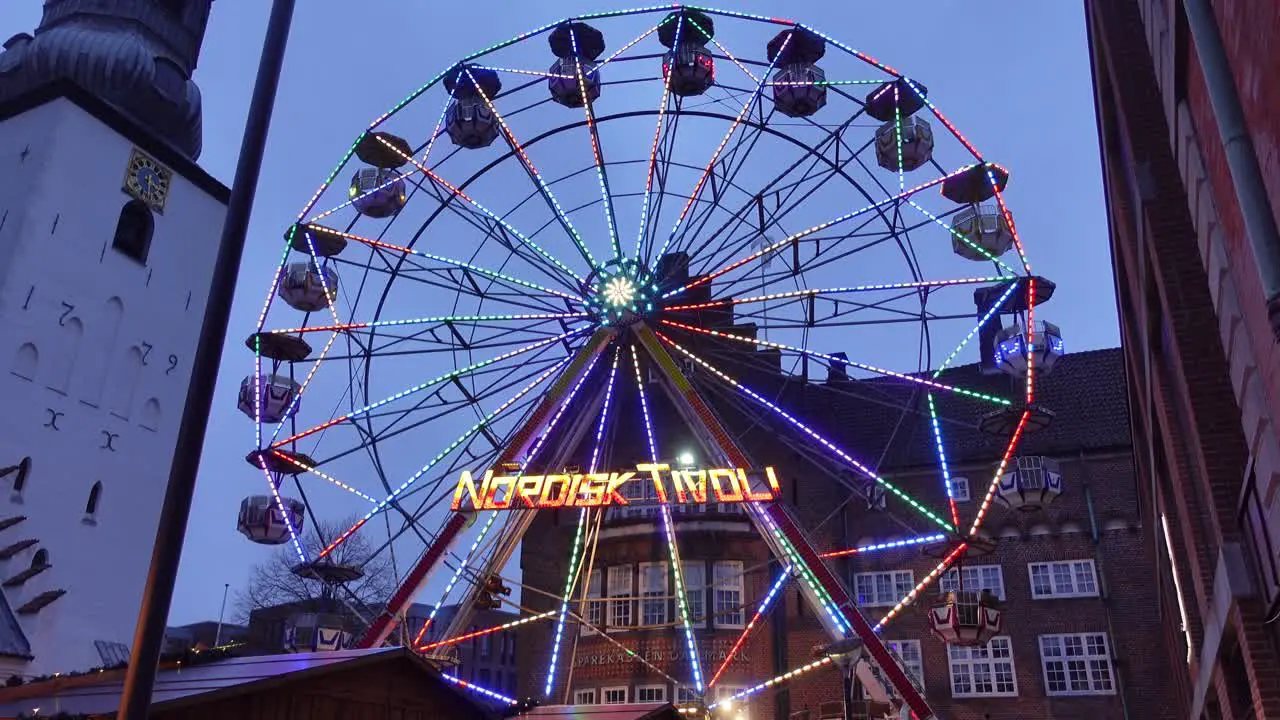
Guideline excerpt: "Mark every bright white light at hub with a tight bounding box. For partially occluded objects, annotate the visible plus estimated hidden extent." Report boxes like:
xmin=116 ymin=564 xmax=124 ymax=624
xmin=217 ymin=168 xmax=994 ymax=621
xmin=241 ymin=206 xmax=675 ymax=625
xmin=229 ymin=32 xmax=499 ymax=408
xmin=602 ymin=276 xmax=636 ymax=308
xmin=677 ymin=451 xmax=695 ymax=468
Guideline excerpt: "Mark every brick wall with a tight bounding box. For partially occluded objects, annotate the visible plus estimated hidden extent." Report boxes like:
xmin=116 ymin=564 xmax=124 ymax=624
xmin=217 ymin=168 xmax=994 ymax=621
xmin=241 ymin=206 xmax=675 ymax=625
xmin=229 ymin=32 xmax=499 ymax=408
xmin=1087 ymin=0 xmax=1280 ymax=716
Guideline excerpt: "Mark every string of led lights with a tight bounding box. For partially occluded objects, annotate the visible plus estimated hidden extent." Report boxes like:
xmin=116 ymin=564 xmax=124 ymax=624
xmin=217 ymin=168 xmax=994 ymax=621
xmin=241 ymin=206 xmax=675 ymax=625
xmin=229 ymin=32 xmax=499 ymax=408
xmin=242 ymin=7 xmax=1052 ymax=714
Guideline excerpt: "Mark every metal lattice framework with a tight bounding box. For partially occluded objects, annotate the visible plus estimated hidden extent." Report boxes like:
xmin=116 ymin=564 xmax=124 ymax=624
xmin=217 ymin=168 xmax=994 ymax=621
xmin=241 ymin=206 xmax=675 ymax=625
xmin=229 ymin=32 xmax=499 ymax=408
xmin=239 ymin=8 xmax=1062 ymax=720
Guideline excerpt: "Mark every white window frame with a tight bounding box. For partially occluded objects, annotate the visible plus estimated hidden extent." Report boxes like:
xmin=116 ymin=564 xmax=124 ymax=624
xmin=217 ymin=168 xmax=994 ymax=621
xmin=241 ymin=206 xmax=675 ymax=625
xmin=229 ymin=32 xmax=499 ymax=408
xmin=948 ymin=636 xmax=1018 ymax=698
xmin=581 ymin=568 xmax=604 ymax=636
xmin=714 ymin=686 xmax=747 ymax=718
xmin=853 ymin=570 xmax=915 ymax=608
xmin=636 ymin=684 xmax=667 ymax=703
xmin=940 ymin=564 xmax=1006 ymax=600
xmin=1039 ymin=632 xmax=1116 ymax=696
xmin=683 ymin=561 xmax=707 ymax=628
xmin=950 ymin=476 xmax=971 ymax=502
xmin=713 ymin=561 xmax=745 ymax=629
xmin=640 ymin=561 xmax=669 ymax=627
xmin=676 ymin=686 xmax=699 ymax=705
xmin=861 ymin=639 xmax=923 ymax=699
xmin=1028 ymin=560 xmax=1100 ymax=599
xmin=602 ymin=686 xmax=628 ymax=704
xmin=573 ymin=688 xmax=597 ymax=705
xmin=608 ymin=565 xmax=634 ymax=631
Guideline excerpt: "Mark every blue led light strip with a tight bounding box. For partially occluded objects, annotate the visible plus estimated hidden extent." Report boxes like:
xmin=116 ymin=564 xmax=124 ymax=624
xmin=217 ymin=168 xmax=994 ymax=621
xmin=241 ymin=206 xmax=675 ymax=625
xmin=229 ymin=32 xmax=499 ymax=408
xmin=544 ymin=346 xmax=622 ymax=697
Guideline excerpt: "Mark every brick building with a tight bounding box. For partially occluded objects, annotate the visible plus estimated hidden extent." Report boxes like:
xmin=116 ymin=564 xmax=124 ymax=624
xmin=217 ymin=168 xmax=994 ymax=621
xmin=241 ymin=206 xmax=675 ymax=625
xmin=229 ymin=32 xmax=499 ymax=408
xmin=518 ymin=346 xmax=1175 ymax=720
xmin=1084 ymin=0 xmax=1280 ymax=717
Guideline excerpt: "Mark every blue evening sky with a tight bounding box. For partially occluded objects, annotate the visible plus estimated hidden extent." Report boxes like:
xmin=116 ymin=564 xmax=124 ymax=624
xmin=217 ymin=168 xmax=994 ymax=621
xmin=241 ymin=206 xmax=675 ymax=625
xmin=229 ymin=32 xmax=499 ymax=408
xmin=4 ymin=1 xmax=1117 ymax=625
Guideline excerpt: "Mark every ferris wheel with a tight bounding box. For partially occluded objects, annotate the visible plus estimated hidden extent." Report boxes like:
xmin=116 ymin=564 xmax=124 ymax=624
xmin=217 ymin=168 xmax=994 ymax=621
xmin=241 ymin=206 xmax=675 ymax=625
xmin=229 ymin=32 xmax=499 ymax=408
xmin=236 ymin=7 xmax=1063 ymax=719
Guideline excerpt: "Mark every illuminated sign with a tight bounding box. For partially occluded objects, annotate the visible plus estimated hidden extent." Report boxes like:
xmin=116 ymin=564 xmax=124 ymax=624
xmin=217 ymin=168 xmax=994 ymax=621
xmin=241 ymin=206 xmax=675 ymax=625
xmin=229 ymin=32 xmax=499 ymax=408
xmin=450 ymin=463 xmax=782 ymax=511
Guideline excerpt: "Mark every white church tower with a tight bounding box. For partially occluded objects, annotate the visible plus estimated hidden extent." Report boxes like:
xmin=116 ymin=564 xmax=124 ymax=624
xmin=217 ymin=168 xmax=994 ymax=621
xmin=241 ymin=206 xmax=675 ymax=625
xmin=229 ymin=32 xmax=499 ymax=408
xmin=0 ymin=0 xmax=225 ymax=676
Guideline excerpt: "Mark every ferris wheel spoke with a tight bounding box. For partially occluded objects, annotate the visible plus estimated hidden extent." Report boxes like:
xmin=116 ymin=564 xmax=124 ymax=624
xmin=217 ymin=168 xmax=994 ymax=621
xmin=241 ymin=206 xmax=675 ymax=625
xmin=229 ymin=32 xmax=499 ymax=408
xmin=632 ymin=17 xmax=680 ymax=262
xmin=679 ymin=114 xmax=863 ymax=273
xmin=323 ymin=353 xmax=575 ymax=471
xmin=318 ymin=355 xmax=573 ymax=560
xmin=270 ymin=326 xmax=588 ymax=449
xmin=307 ymin=87 xmax=457 ymax=226
xmin=270 ymin=312 xmax=586 ymax=338
xmin=402 ymin=166 xmax=588 ymax=294
xmin=706 ymin=565 xmax=791 ymax=690
xmin=719 ymin=286 xmax=960 ymax=329
xmin=629 ymin=343 xmax=706 ymax=694
xmin=873 ymin=543 xmax=969 ymax=633
xmin=655 ymin=331 xmax=954 ymax=533
xmin=412 ymin=350 xmax=604 ymax=645
xmin=693 ymin=378 xmax=937 ymax=541
xmin=268 ymin=450 xmax=380 ymax=504
xmin=544 ymin=345 xmax=620 ymax=696
xmin=566 ymin=26 xmax=622 ymax=261
xmin=668 ymin=102 xmax=777 ymax=262
xmin=663 ymin=169 xmax=957 ymax=301
xmin=925 ymin=394 xmax=963 ymax=529
xmin=660 ymin=319 xmax=1011 ymax=407
xmin=300 ymin=223 xmax=582 ymax=300
xmin=903 ymin=199 xmax=1019 ymax=276
xmin=464 ymin=68 xmax=599 ymax=272
xmin=371 ymin=136 xmax=589 ymax=286
xmin=652 ymin=34 xmax=791 ymax=266
xmin=665 ymin=276 xmax=1011 ymax=313
xmin=932 ymin=278 xmax=1020 ymax=379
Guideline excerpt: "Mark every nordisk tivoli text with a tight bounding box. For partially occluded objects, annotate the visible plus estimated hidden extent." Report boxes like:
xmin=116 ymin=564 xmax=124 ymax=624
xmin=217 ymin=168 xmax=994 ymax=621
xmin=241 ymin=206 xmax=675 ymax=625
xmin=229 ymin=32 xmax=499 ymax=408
xmin=450 ymin=463 xmax=783 ymax=511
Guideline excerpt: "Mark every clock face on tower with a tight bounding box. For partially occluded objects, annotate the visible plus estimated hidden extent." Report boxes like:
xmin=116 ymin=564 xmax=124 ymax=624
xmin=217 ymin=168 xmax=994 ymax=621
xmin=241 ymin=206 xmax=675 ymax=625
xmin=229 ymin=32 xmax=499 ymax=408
xmin=122 ymin=148 xmax=172 ymax=213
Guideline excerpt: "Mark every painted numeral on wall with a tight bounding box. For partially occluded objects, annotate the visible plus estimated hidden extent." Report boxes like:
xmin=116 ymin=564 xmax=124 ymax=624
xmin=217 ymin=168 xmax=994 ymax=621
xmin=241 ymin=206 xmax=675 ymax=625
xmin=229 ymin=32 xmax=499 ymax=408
xmin=21 ymin=286 xmax=33 ymax=311
xmin=140 ymin=342 xmax=154 ymax=365
xmin=58 ymin=302 xmax=74 ymax=326
xmin=165 ymin=354 xmax=178 ymax=376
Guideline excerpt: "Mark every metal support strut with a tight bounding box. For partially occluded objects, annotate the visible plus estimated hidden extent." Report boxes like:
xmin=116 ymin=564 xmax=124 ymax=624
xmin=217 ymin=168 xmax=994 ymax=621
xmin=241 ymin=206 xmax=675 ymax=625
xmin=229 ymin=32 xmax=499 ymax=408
xmin=632 ymin=324 xmax=935 ymax=720
xmin=355 ymin=328 xmax=614 ymax=649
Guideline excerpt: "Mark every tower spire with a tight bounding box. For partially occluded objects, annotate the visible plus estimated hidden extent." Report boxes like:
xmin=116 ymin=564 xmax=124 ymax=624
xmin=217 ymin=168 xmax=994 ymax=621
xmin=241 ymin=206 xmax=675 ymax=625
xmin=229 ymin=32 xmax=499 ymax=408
xmin=0 ymin=0 xmax=217 ymax=159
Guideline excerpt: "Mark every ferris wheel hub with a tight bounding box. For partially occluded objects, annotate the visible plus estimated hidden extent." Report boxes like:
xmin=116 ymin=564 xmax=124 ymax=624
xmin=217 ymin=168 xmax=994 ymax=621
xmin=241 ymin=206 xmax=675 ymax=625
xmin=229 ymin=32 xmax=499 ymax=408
xmin=584 ymin=260 xmax=657 ymax=326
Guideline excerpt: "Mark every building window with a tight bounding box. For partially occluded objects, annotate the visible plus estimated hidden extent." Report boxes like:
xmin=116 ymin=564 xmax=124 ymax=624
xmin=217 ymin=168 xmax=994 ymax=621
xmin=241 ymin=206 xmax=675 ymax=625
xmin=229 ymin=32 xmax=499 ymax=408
xmin=714 ymin=686 xmax=747 ymax=718
xmin=948 ymin=636 xmax=1017 ymax=697
xmin=113 ymin=200 xmax=154 ymax=264
xmin=480 ymin=632 xmax=492 ymax=660
xmin=854 ymin=570 xmax=915 ymax=607
xmin=574 ymin=689 xmax=597 ymax=704
xmin=478 ymin=668 xmax=491 ymax=687
xmin=640 ymin=561 xmax=669 ymax=626
xmin=684 ymin=561 xmax=707 ymax=627
xmin=603 ymin=687 xmax=628 ymax=704
xmin=582 ymin=568 xmax=604 ymax=635
xmin=951 ymin=476 xmax=971 ymax=502
xmin=608 ymin=565 xmax=633 ymax=630
xmin=1039 ymin=633 xmax=1115 ymax=695
xmin=941 ymin=564 xmax=1005 ymax=600
xmin=637 ymin=685 xmax=667 ymax=703
xmin=676 ymin=686 xmax=698 ymax=705
xmin=863 ymin=640 xmax=923 ymax=699
xmin=713 ymin=561 xmax=744 ymax=628
xmin=85 ymin=481 xmax=103 ymax=516
xmin=1029 ymin=560 xmax=1099 ymax=599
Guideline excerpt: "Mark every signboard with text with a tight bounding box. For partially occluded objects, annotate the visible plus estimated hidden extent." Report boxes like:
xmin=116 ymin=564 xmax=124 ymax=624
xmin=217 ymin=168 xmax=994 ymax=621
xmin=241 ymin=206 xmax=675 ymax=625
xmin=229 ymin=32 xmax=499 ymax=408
xmin=450 ymin=463 xmax=782 ymax=511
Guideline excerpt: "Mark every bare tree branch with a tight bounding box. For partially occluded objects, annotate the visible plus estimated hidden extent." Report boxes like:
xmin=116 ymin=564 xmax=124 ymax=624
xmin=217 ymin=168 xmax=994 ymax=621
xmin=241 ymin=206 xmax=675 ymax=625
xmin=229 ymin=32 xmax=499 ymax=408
xmin=233 ymin=515 xmax=394 ymax=623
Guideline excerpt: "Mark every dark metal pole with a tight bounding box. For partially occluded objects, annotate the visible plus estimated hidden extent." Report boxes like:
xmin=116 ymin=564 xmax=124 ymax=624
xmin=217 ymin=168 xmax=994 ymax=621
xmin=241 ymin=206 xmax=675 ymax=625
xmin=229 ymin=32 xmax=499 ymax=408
xmin=1181 ymin=0 xmax=1280 ymax=341
xmin=117 ymin=0 xmax=296 ymax=717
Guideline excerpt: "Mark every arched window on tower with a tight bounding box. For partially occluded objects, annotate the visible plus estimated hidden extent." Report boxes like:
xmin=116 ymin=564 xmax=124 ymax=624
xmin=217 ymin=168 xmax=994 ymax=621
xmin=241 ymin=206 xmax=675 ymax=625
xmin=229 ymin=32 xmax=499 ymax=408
xmin=85 ymin=482 xmax=102 ymax=517
xmin=31 ymin=549 xmax=48 ymax=570
xmin=112 ymin=200 xmax=154 ymax=265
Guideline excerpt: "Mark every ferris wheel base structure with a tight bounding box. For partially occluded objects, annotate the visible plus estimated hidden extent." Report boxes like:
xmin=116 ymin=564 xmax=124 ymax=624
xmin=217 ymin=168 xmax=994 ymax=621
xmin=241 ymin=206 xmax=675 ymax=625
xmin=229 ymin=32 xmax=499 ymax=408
xmin=351 ymin=322 xmax=935 ymax=720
